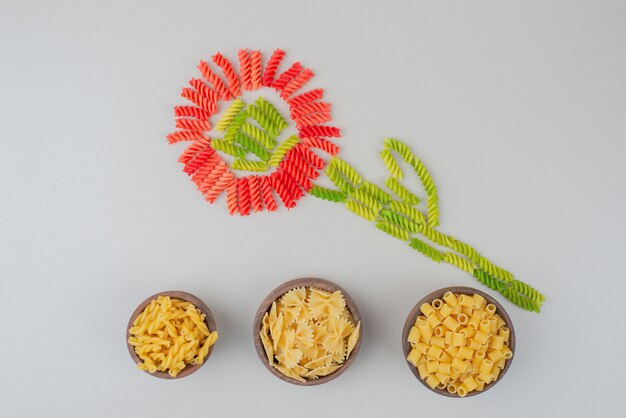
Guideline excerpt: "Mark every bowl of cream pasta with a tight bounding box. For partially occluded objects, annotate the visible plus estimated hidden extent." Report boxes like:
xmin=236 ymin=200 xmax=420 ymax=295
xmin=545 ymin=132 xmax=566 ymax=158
xmin=126 ymin=291 xmax=218 ymax=379
xmin=253 ymin=278 xmax=362 ymax=386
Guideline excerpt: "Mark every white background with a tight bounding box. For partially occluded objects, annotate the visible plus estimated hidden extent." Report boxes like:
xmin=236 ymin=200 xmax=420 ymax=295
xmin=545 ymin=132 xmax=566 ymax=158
xmin=1 ymin=1 xmax=625 ymax=417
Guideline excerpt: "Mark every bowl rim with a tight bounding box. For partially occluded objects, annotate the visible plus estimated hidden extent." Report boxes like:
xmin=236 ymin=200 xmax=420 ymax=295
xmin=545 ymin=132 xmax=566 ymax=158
xmin=402 ymin=286 xmax=515 ymax=397
xmin=252 ymin=277 xmax=363 ymax=386
xmin=126 ymin=290 xmax=217 ymax=379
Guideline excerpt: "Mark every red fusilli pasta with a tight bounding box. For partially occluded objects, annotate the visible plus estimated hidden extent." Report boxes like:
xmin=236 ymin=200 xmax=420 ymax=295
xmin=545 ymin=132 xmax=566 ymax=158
xmin=178 ymin=137 xmax=211 ymax=165
xmin=174 ymin=105 xmax=211 ymax=121
xmin=260 ymin=176 xmax=278 ymax=212
xmin=175 ymin=118 xmax=211 ymax=132
xmin=270 ymin=172 xmax=295 ymax=209
xmin=301 ymin=137 xmax=340 ymax=155
xmin=290 ymin=102 xmax=331 ymax=119
xmin=280 ymin=68 xmax=314 ymax=99
xmin=212 ymin=52 xmax=240 ymax=97
xmin=280 ymin=158 xmax=313 ymax=191
xmin=250 ymin=50 xmax=263 ymax=90
xmin=181 ymin=88 xmax=216 ymax=114
xmin=247 ymin=175 xmax=263 ymax=212
xmin=226 ymin=178 xmax=238 ymax=215
xmin=287 ymin=89 xmax=324 ymax=109
xmin=281 ymin=170 xmax=304 ymax=200
xmin=238 ymin=49 xmax=253 ymax=91
xmin=197 ymin=61 xmax=230 ymax=100
xmin=184 ymin=146 xmax=217 ymax=175
xmin=295 ymin=112 xmax=332 ymax=128
xmin=262 ymin=49 xmax=285 ymax=87
xmin=295 ymin=144 xmax=326 ymax=170
xmin=167 ymin=130 xmax=203 ymax=145
xmin=188 ymin=78 xmax=220 ymax=103
xmin=271 ymin=62 xmax=303 ymax=91
xmin=205 ymin=168 xmax=234 ymax=203
xmin=237 ymin=177 xmax=251 ymax=216
xmin=299 ymin=125 xmax=341 ymax=138
xmin=286 ymin=148 xmax=320 ymax=180
xmin=199 ymin=160 xmax=225 ymax=194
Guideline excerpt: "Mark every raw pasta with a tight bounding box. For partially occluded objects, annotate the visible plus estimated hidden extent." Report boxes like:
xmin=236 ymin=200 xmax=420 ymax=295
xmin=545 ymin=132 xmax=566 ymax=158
xmin=128 ymin=296 xmax=218 ymax=377
xmin=260 ymin=287 xmax=361 ymax=382
xmin=406 ymin=292 xmax=511 ymax=396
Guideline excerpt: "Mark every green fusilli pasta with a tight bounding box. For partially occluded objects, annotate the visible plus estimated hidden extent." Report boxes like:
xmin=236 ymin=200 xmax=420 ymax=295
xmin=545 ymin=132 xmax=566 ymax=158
xmin=385 ymin=177 xmax=420 ymax=205
xmin=384 ymin=137 xmax=415 ymax=164
xmin=224 ymin=109 xmax=249 ymax=142
xmin=477 ymin=256 xmax=514 ymax=283
xmin=375 ymin=219 xmax=410 ymax=241
xmin=349 ymin=188 xmax=382 ymax=214
xmin=380 ymin=149 xmax=403 ymax=179
xmin=231 ymin=159 xmax=269 ymax=172
xmin=268 ymin=135 xmax=299 ymax=167
xmin=388 ymin=200 xmax=426 ymax=225
xmin=379 ymin=209 xmax=420 ymax=233
xmin=361 ymin=181 xmax=392 ymax=205
xmin=255 ymin=96 xmax=287 ymax=132
xmin=210 ymin=139 xmax=245 ymax=159
xmin=510 ymin=280 xmax=545 ymax=304
xmin=326 ymin=164 xmax=355 ymax=194
xmin=241 ymin=122 xmax=275 ymax=149
xmin=309 ymin=186 xmax=347 ymax=202
xmin=501 ymin=288 xmax=541 ymax=313
xmin=443 ymin=252 xmax=475 ymax=273
xmin=427 ymin=195 xmax=439 ymax=227
xmin=234 ymin=132 xmax=270 ymax=162
xmin=329 ymin=158 xmax=363 ymax=187
xmin=418 ymin=223 xmax=453 ymax=248
xmin=409 ymin=238 xmax=444 ymax=263
xmin=215 ymin=99 xmax=245 ymax=132
xmin=345 ymin=199 xmax=376 ymax=221
xmin=247 ymin=104 xmax=278 ymax=137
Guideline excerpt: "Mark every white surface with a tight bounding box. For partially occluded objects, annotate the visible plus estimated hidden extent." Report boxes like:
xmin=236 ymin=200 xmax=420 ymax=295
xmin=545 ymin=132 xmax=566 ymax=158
xmin=1 ymin=1 xmax=625 ymax=417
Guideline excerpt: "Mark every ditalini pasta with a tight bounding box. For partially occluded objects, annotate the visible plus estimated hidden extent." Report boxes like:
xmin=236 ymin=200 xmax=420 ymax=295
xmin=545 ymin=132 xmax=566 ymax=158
xmin=260 ymin=287 xmax=360 ymax=382
xmin=128 ymin=296 xmax=218 ymax=377
xmin=406 ymin=292 xmax=511 ymax=397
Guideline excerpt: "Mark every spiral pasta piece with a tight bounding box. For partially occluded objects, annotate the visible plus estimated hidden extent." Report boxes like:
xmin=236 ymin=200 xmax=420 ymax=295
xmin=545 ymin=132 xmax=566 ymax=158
xmin=238 ymin=49 xmax=252 ymax=91
xmin=361 ymin=181 xmax=392 ymax=205
xmin=199 ymin=160 xmax=226 ymax=194
xmin=309 ymin=186 xmax=346 ymax=202
xmin=385 ymin=178 xmax=420 ymax=205
xmin=272 ymin=62 xmax=302 ymax=91
xmin=181 ymin=88 xmax=216 ymax=114
xmin=197 ymin=61 xmax=230 ymax=100
xmin=191 ymin=158 xmax=219 ymax=190
xmin=281 ymin=68 xmax=314 ymax=99
xmin=383 ymin=137 xmax=415 ymax=164
xmin=329 ymin=158 xmax=363 ymax=187
xmin=255 ymin=97 xmax=288 ymax=131
xmin=410 ymin=238 xmax=445 ymax=263
xmin=301 ymin=137 xmax=339 ymax=155
xmin=166 ymin=130 xmax=203 ymax=144
xmin=183 ymin=147 xmax=216 ymax=174
xmin=231 ymin=159 xmax=269 ymax=172
xmin=212 ymin=52 xmax=240 ymax=97
xmin=247 ymin=175 xmax=263 ymax=212
xmin=281 ymin=158 xmax=313 ymax=192
xmin=215 ymin=99 xmax=245 ymax=132
xmin=287 ymin=89 xmax=325 ymax=109
xmin=345 ymin=199 xmax=376 ymax=221
xmin=379 ymin=209 xmax=420 ymax=233
xmin=299 ymin=125 xmax=341 ymax=138
xmin=510 ymin=280 xmax=545 ymax=304
xmin=280 ymin=171 xmax=304 ymax=200
xmin=427 ymin=195 xmax=439 ymax=227
xmin=241 ymin=123 xmax=275 ymax=149
xmin=296 ymin=145 xmax=325 ymax=170
xmin=260 ymin=176 xmax=278 ymax=212
xmin=270 ymin=172 xmax=295 ymax=209
xmin=477 ymin=256 xmax=514 ymax=283
xmin=501 ymin=288 xmax=541 ymax=313
xmin=247 ymin=104 xmax=280 ymax=137
xmin=174 ymin=105 xmax=211 ymax=121
xmin=250 ymin=50 xmax=263 ymax=90
xmin=290 ymin=102 xmax=331 ymax=119
xmin=295 ymin=112 xmax=332 ymax=128
xmin=175 ymin=118 xmax=211 ymax=132
xmin=443 ymin=252 xmax=475 ymax=273
xmin=226 ymin=178 xmax=238 ymax=215
xmin=375 ymin=219 xmax=410 ymax=241
xmin=178 ymin=137 xmax=211 ymax=165
xmin=263 ymin=48 xmax=285 ymax=87
xmin=380 ymin=149 xmax=403 ymax=179
xmin=326 ymin=164 xmax=355 ymax=194
xmin=210 ymin=139 xmax=245 ymax=159
xmin=237 ymin=177 xmax=251 ymax=216
xmin=418 ymin=223 xmax=454 ymax=248
xmin=205 ymin=169 xmax=234 ymax=204
xmin=224 ymin=109 xmax=249 ymax=142
xmin=349 ymin=188 xmax=382 ymax=214
xmin=285 ymin=150 xmax=319 ymax=180
xmin=268 ymin=135 xmax=299 ymax=166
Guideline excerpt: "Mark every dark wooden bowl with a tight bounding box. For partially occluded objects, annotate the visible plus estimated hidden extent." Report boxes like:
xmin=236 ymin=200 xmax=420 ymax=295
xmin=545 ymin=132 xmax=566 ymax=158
xmin=253 ymin=278 xmax=363 ymax=386
xmin=126 ymin=291 xmax=217 ymax=379
xmin=402 ymin=286 xmax=515 ymax=397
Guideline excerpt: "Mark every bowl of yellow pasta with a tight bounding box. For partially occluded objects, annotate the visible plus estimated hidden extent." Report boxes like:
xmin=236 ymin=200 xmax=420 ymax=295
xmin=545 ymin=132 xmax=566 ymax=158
xmin=402 ymin=286 xmax=515 ymax=397
xmin=253 ymin=278 xmax=362 ymax=386
xmin=126 ymin=291 xmax=218 ymax=379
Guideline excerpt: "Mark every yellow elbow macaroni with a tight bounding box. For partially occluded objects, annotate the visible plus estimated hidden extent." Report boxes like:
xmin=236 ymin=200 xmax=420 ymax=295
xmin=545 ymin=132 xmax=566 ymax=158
xmin=407 ymin=292 xmax=512 ymax=397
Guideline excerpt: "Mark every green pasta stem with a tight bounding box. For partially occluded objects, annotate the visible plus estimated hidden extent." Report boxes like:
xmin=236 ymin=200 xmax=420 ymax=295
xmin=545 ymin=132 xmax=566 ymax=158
xmin=210 ymin=139 xmax=245 ymax=159
xmin=268 ymin=135 xmax=299 ymax=167
xmin=241 ymin=122 xmax=276 ymax=149
xmin=215 ymin=99 xmax=245 ymax=132
xmin=309 ymin=186 xmax=347 ymax=202
xmin=409 ymin=238 xmax=445 ymax=263
xmin=231 ymin=159 xmax=269 ymax=172
xmin=380 ymin=149 xmax=403 ymax=179
xmin=234 ymin=132 xmax=270 ymax=162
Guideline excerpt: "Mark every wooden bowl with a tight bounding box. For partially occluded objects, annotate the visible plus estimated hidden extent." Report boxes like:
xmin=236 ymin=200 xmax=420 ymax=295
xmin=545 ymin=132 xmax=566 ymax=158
xmin=126 ymin=290 xmax=217 ymax=379
xmin=402 ymin=286 xmax=515 ymax=397
xmin=253 ymin=278 xmax=363 ymax=386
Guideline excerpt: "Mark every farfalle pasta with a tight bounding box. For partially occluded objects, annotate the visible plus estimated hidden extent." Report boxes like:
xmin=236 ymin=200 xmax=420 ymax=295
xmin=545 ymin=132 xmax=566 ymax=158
xmin=128 ymin=295 xmax=218 ymax=377
xmin=259 ymin=287 xmax=361 ymax=382
xmin=406 ymin=291 xmax=512 ymax=397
